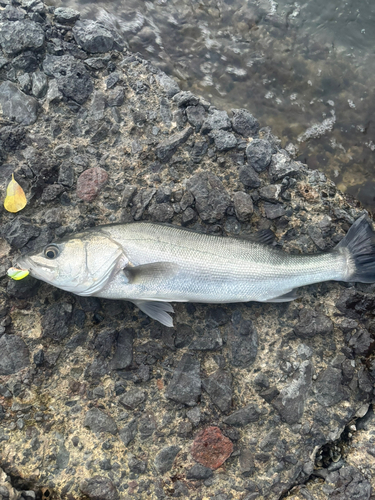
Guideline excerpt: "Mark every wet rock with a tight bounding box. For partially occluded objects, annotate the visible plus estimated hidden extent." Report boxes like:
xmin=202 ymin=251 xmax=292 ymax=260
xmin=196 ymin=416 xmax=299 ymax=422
xmin=173 ymin=90 xmax=200 ymax=107
xmin=76 ymin=167 xmax=109 ymax=202
xmin=43 ymin=54 xmax=93 ymax=104
xmin=41 ymin=302 xmax=73 ymax=342
xmin=80 ymin=476 xmax=119 ymax=500
xmin=155 ymin=126 xmax=193 ymax=163
xmin=119 ymin=419 xmax=137 ymax=446
xmin=156 ymin=72 xmax=180 ymax=98
xmin=186 ymin=171 xmax=230 ymax=223
xmin=0 ymin=334 xmax=29 ymax=375
xmin=269 ymin=151 xmax=302 ymax=181
xmin=154 ymin=445 xmax=180 ymax=474
xmin=233 ymin=191 xmax=253 ymax=221
xmin=209 ymin=129 xmax=237 ymax=151
xmin=119 ymin=389 xmax=146 ymax=410
xmin=246 ymin=139 xmax=272 ymax=172
xmin=239 ymin=165 xmax=261 ymax=188
xmin=73 ymin=20 xmax=121 ymax=53
xmin=191 ymin=426 xmax=233 ymax=469
xmin=0 ymin=20 xmax=44 ymax=56
xmin=272 ymin=360 xmax=313 ymax=424
xmin=0 ymin=81 xmax=38 ymax=125
xmin=223 ymin=404 xmax=261 ymax=427
xmin=186 ymin=105 xmax=206 ymax=132
xmin=3 ymin=217 xmax=40 ymax=249
xmin=202 ymin=370 xmax=232 ymax=412
xmin=54 ymin=7 xmax=80 ymax=24
xmin=315 ymin=366 xmax=344 ymax=407
xmin=231 ymin=109 xmax=260 ymax=137
xmin=294 ymin=308 xmax=333 ymax=338
xmin=84 ymin=408 xmax=117 ymax=435
xmin=109 ymin=329 xmax=134 ymax=370
xmin=264 ymin=202 xmax=285 ymax=219
xmin=186 ymin=463 xmax=213 ymax=480
xmin=165 ymin=353 xmax=201 ymax=406
xmin=201 ymin=110 xmax=231 ymax=133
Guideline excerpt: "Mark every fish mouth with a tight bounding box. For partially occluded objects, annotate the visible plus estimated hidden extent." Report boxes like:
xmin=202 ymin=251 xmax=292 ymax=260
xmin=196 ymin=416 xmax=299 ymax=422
xmin=16 ymin=255 xmax=57 ymax=282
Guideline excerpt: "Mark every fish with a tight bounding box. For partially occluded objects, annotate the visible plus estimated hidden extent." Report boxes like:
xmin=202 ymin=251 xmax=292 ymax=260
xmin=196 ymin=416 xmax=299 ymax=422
xmin=16 ymin=215 xmax=375 ymax=327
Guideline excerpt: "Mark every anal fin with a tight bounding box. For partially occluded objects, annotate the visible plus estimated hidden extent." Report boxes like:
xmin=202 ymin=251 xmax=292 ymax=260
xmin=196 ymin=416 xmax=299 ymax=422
xmin=262 ymin=289 xmax=299 ymax=303
xmin=132 ymin=300 xmax=174 ymax=327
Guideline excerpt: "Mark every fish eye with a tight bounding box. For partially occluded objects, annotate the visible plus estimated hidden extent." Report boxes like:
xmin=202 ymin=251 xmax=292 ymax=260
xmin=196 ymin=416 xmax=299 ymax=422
xmin=44 ymin=245 xmax=60 ymax=260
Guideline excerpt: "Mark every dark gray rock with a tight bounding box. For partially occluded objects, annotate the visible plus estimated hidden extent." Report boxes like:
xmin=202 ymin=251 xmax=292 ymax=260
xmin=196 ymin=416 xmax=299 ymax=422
xmin=154 ymin=445 xmax=180 ymax=474
xmin=84 ymin=408 xmax=118 ymax=435
xmin=165 ymin=353 xmax=201 ymax=406
xmin=269 ymin=151 xmax=302 ymax=181
xmin=186 ymin=463 xmax=213 ymax=480
xmin=259 ymin=184 xmax=281 ymax=202
xmin=231 ymin=109 xmax=260 ymax=137
xmin=7 ymin=275 xmax=40 ymax=300
xmin=58 ymin=162 xmax=75 ymax=188
xmin=155 ymin=126 xmax=193 ymax=163
xmin=239 ymin=165 xmax=261 ymax=188
xmin=3 ymin=217 xmax=40 ymax=249
xmin=324 ymin=465 xmax=370 ymax=500
xmin=128 ymin=454 xmax=147 ymax=474
xmin=156 ymin=72 xmax=180 ymax=98
xmin=182 ymin=207 xmax=198 ymax=225
xmin=223 ymin=404 xmax=261 ymax=426
xmin=0 ymin=81 xmax=38 ymax=125
xmin=131 ymin=188 xmax=156 ymax=220
xmin=201 ymin=109 xmax=231 ymax=133
xmin=80 ymin=476 xmax=119 ymax=500
xmin=109 ymin=328 xmax=134 ymax=370
xmin=174 ymin=324 xmax=195 ymax=348
xmin=0 ymin=334 xmax=29 ymax=375
xmin=209 ymin=129 xmax=237 ymax=151
xmin=43 ymin=54 xmax=93 ymax=104
xmin=119 ymin=389 xmax=146 ymax=410
xmin=107 ymin=88 xmax=125 ymax=107
xmin=73 ymin=20 xmax=121 ymax=53
xmin=121 ymin=185 xmax=137 ymax=207
xmin=239 ymin=448 xmax=255 ymax=476
xmin=348 ymin=329 xmax=374 ymax=357
xmin=54 ymin=7 xmax=80 ymax=24
xmin=119 ymin=419 xmax=137 ymax=446
xmin=190 ymin=139 xmax=208 ymax=163
xmin=315 ymin=366 xmax=344 ymax=407
xmin=186 ymin=105 xmax=206 ymax=132
xmin=41 ymin=184 xmax=64 ymax=202
xmin=186 ymin=171 xmax=230 ymax=223
xmin=189 ymin=329 xmax=222 ymax=351
xmin=246 ymin=139 xmax=272 ymax=172
xmin=228 ymin=312 xmax=258 ymax=368
xmin=264 ymin=202 xmax=285 ymax=219
xmin=148 ymin=201 xmax=174 ymax=222
xmin=272 ymin=360 xmax=313 ymax=424
xmin=233 ymin=191 xmax=253 ymax=221
xmin=12 ymin=51 xmax=38 ymax=72
xmin=41 ymin=302 xmax=73 ymax=342
xmin=294 ymin=308 xmax=333 ymax=338
xmin=202 ymin=369 xmax=232 ymax=412
xmin=173 ymin=90 xmax=200 ymax=107
xmin=93 ymin=328 xmax=117 ymax=358
xmin=0 ymin=20 xmax=44 ymax=56
xmin=31 ymin=70 xmax=48 ymax=98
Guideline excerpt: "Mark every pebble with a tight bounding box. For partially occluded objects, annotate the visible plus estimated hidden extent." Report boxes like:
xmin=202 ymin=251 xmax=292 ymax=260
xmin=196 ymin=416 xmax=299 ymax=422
xmin=294 ymin=308 xmax=333 ymax=338
xmin=165 ymin=353 xmax=201 ymax=406
xmin=233 ymin=191 xmax=253 ymax=221
xmin=0 ymin=334 xmax=29 ymax=375
xmin=246 ymin=139 xmax=273 ymax=172
xmin=73 ymin=20 xmax=120 ymax=53
xmin=239 ymin=165 xmax=261 ymax=188
xmin=0 ymin=20 xmax=44 ymax=56
xmin=186 ymin=171 xmax=230 ymax=223
xmin=186 ymin=463 xmax=213 ymax=480
xmin=76 ymin=167 xmax=109 ymax=202
xmin=155 ymin=126 xmax=193 ymax=163
xmin=119 ymin=419 xmax=137 ymax=447
xmin=84 ymin=408 xmax=118 ymax=435
xmin=202 ymin=369 xmax=232 ymax=412
xmin=154 ymin=445 xmax=181 ymax=474
xmin=0 ymin=81 xmax=38 ymax=125
xmin=191 ymin=426 xmax=233 ymax=469
xmin=80 ymin=476 xmax=119 ymax=500
xmin=119 ymin=389 xmax=146 ymax=410
xmin=201 ymin=109 xmax=231 ymax=133
xmin=209 ymin=129 xmax=237 ymax=151
xmin=231 ymin=109 xmax=260 ymax=137
xmin=223 ymin=404 xmax=261 ymax=427
xmin=54 ymin=7 xmax=80 ymax=24
xmin=3 ymin=217 xmax=40 ymax=249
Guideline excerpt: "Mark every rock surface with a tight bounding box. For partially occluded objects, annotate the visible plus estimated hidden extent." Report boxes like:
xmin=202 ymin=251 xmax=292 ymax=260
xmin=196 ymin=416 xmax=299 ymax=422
xmin=0 ymin=2 xmax=374 ymax=499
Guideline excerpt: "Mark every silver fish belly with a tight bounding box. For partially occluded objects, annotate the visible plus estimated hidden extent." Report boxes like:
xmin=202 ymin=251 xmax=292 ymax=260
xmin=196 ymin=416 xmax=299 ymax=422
xmin=17 ymin=216 xmax=375 ymax=327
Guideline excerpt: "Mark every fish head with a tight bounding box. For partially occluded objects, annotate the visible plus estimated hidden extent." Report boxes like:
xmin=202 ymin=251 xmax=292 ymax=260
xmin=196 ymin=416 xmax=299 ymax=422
xmin=17 ymin=231 xmax=126 ymax=296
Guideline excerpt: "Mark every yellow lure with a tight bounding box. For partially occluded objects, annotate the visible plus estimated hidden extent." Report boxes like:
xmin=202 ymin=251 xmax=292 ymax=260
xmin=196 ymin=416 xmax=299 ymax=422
xmin=7 ymin=267 xmax=30 ymax=280
xmin=4 ymin=174 xmax=27 ymax=213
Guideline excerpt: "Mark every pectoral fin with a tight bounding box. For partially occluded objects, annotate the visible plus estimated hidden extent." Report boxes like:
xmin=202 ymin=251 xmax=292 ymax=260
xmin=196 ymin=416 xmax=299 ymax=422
xmin=125 ymin=262 xmax=180 ymax=284
xmin=262 ymin=289 xmax=299 ymax=303
xmin=132 ymin=300 xmax=174 ymax=327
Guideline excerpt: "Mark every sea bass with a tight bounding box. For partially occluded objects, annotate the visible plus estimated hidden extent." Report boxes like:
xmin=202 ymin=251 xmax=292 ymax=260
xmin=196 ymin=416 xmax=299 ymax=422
xmin=17 ymin=216 xmax=375 ymax=327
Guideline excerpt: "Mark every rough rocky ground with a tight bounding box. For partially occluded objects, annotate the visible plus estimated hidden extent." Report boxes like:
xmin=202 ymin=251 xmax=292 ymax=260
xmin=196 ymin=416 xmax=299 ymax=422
xmin=0 ymin=1 xmax=374 ymax=499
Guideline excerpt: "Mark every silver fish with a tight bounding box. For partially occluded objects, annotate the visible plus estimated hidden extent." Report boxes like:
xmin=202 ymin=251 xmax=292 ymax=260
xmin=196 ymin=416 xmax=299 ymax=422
xmin=17 ymin=216 xmax=375 ymax=327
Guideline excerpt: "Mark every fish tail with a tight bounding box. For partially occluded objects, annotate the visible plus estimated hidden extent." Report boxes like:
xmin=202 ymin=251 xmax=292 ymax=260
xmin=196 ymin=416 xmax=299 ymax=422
xmin=336 ymin=215 xmax=375 ymax=283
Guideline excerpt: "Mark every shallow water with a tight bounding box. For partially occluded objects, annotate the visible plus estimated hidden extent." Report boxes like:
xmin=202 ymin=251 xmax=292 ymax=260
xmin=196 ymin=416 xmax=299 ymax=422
xmin=50 ymin=0 xmax=375 ymax=210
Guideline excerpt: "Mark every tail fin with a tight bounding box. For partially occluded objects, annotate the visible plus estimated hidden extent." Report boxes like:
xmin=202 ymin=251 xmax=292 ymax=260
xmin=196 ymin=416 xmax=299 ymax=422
xmin=336 ymin=215 xmax=375 ymax=283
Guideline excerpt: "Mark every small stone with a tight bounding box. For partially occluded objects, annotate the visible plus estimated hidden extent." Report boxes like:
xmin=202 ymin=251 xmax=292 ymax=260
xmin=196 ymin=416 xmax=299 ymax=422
xmin=173 ymin=91 xmax=200 ymax=107
xmin=259 ymin=184 xmax=282 ymax=202
xmin=186 ymin=171 xmax=230 ymax=223
xmin=186 ymin=105 xmax=206 ymax=131
xmin=201 ymin=110 xmax=231 ymax=133
xmin=0 ymin=334 xmax=29 ymax=375
xmin=54 ymin=7 xmax=80 ymax=24
xmin=165 ymin=353 xmax=201 ymax=406
xmin=231 ymin=109 xmax=259 ymax=137
xmin=189 ymin=329 xmax=222 ymax=351
xmin=155 ymin=126 xmax=193 ymax=163
xmin=239 ymin=165 xmax=261 ymax=188
xmin=0 ymin=20 xmax=44 ymax=56
xmin=119 ymin=389 xmax=146 ymax=410
xmin=294 ymin=308 xmax=333 ymax=338
xmin=348 ymin=329 xmax=374 ymax=356
xmin=131 ymin=188 xmax=156 ymax=220
xmin=246 ymin=139 xmax=272 ymax=172
xmin=12 ymin=51 xmax=38 ymax=72
xmin=190 ymin=139 xmax=208 ymax=163
xmin=107 ymin=88 xmax=125 ymax=107
xmin=0 ymin=81 xmax=38 ymax=125
xmin=109 ymin=328 xmax=134 ymax=370
xmin=239 ymin=448 xmax=255 ymax=476
xmin=41 ymin=302 xmax=72 ymax=342
xmin=84 ymin=408 xmax=118 ymax=435
xmin=148 ymin=202 xmax=174 ymax=222
xmin=154 ymin=445 xmax=181 ymax=474
xmin=41 ymin=184 xmax=64 ymax=202
xmin=315 ymin=366 xmax=344 ymax=407
xmin=209 ymin=129 xmax=237 ymax=151
xmin=80 ymin=476 xmax=119 ymax=500
xmin=182 ymin=207 xmax=197 ymax=226
xmin=269 ymin=151 xmax=302 ymax=181
xmin=191 ymin=426 xmax=233 ymax=469
xmin=263 ymin=202 xmax=285 ymax=219
xmin=58 ymin=162 xmax=74 ymax=188
xmin=156 ymin=72 xmax=180 ymax=98
xmin=202 ymin=370 xmax=232 ymax=412
xmin=31 ymin=70 xmax=48 ymax=98
xmin=73 ymin=20 xmax=119 ymax=53
xmin=119 ymin=419 xmax=137 ymax=446
xmin=223 ymin=404 xmax=261 ymax=427
xmin=186 ymin=463 xmax=213 ymax=480
xmin=76 ymin=167 xmax=108 ymax=202
xmin=233 ymin=191 xmax=253 ymax=222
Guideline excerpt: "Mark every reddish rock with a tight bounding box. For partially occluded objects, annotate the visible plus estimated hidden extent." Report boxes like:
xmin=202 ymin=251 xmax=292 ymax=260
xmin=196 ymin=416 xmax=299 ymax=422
xmin=76 ymin=167 xmax=108 ymax=202
xmin=191 ymin=426 xmax=233 ymax=469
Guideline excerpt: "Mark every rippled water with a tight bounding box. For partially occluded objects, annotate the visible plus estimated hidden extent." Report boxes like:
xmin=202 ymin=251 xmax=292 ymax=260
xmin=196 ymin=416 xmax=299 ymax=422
xmin=49 ymin=0 xmax=375 ymax=210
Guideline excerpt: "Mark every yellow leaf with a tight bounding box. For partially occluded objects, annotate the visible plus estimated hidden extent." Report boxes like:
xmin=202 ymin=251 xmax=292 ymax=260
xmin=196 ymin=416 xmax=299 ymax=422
xmin=4 ymin=174 xmax=27 ymax=213
xmin=7 ymin=267 xmax=29 ymax=280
